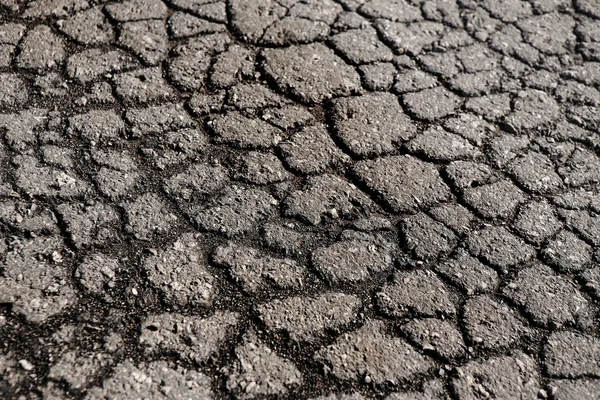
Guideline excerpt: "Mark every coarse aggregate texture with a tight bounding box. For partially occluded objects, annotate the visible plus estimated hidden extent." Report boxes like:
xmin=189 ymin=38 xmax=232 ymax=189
xmin=1 ymin=0 xmax=600 ymax=399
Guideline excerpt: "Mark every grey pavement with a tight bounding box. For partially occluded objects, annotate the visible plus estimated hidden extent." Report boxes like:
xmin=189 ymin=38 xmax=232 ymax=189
xmin=1 ymin=0 xmax=600 ymax=399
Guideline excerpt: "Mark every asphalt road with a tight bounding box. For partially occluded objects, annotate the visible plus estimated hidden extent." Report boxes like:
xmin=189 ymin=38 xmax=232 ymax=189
xmin=1 ymin=0 xmax=600 ymax=399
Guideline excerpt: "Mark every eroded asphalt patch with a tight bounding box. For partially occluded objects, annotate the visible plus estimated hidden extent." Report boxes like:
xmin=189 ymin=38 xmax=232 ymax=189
xmin=1 ymin=0 xmax=600 ymax=399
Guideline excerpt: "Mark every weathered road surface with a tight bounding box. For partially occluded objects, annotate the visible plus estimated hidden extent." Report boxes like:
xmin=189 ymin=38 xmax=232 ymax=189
xmin=1 ymin=0 xmax=600 ymax=399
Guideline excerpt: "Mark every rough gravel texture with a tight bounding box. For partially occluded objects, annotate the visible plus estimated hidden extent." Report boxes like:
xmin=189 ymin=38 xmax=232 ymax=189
xmin=1 ymin=0 xmax=600 ymax=399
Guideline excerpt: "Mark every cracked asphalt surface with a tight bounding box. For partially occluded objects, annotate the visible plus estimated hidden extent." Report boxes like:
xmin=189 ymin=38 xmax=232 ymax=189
xmin=1 ymin=0 xmax=600 ymax=398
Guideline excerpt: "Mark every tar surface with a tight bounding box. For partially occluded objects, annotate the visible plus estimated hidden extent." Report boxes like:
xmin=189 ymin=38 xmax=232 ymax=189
xmin=1 ymin=0 xmax=600 ymax=399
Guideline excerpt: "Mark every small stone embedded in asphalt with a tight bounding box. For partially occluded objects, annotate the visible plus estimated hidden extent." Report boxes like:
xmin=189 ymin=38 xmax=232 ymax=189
xmin=2 ymin=1 xmax=600 ymax=397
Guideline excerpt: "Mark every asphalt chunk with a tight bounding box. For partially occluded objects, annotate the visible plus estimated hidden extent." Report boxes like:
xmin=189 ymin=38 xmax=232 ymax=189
xmin=352 ymin=155 xmax=451 ymax=214
xmin=257 ymin=293 xmax=362 ymax=342
xmin=315 ymin=320 xmax=436 ymax=385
